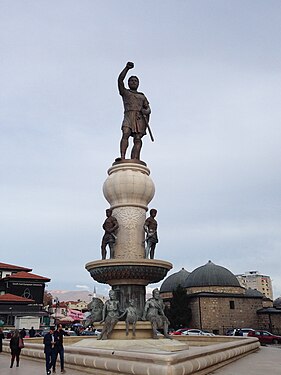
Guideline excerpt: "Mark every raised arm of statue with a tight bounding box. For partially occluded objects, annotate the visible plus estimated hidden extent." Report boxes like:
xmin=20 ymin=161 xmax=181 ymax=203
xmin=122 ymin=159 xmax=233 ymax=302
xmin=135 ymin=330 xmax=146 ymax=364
xmin=118 ymin=61 xmax=134 ymax=95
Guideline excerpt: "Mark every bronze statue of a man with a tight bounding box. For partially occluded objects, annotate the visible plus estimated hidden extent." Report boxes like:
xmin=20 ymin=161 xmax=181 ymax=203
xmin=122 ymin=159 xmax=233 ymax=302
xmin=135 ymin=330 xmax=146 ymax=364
xmin=118 ymin=62 xmax=151 ymax=160
xmin=101 ymin=209 xmax=119 ymax=260
xmin=144 ymin=209 xmax=158 ymax=259
xmin=142 ymin=288 xmax=170 ymax=339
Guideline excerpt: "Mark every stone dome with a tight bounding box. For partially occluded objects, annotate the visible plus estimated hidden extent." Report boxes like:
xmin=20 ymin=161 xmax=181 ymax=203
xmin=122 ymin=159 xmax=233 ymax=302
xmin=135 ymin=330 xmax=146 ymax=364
xmin=273 ymin=297 xmax=281 ymax=309
xmin=184 ymin=260 xmax=241 ymax=288
xmin=244 ymin=288 xmax=264 ymax=297
xmin=160 ymin=268 xmax=190 ymax=293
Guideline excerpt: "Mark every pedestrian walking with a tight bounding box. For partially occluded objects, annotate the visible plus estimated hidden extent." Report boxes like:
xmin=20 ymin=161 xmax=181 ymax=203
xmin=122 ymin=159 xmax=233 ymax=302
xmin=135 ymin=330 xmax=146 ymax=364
xmin=53 ymin=324 xmax=68 ymax=373
xmin=9 ymin=329 xmax=23 ymax=368
xmin=44 ymin=326 xmax=56 ymax=375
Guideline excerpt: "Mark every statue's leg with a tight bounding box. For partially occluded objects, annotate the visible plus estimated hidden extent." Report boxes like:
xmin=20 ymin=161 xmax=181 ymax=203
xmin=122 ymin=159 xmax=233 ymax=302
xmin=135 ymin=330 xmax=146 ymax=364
xmin=106 ymin=319 xmax=118 ymax=337
xmin=126 ymin=321 xmax=129 ymax=336
xmin=150 ymin=244 xmax=156 ymax=259
xmin=152 ymin=321 xmax=158 ymax=339
xmin=163 ymin=321 xmax=171 ymax=339
xmin=120 ymin=128 xmax=131 ymax=159
xmin=109 ymin=242 xmax=114 ymax=259
xmin=145 ymin=242 xmax=150 ymax=258
xmin=132 ymin=321 xmax=136 ymax=336
xmin=97 ymin=326 xmax=107 ymax=340
xmin=131 ymin=134 xmax=142 ymax=160
xmin=101 ymin=240 xmax=107 ymax=260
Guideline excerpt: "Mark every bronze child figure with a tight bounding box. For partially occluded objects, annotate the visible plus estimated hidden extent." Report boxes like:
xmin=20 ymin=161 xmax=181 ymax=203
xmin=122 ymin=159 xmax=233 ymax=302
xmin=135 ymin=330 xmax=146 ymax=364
xmin=119 ymin=299 xmax=138 ymax=337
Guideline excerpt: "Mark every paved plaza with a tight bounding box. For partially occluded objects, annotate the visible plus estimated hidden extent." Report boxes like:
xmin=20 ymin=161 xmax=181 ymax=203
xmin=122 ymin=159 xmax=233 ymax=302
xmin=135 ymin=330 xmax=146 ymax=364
xmin=0 ymin=346 xmax=280 ymax=375
xmin=0 ymin=352 xmax=84 ymax=375
xmin=211 ymin=345 xmax=281 ymax=374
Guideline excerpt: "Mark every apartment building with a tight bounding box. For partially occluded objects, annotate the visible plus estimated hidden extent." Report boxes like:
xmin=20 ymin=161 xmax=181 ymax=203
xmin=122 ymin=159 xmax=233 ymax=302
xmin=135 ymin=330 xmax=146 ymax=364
xmin=236 ymin=271 xmax=273 ymax=300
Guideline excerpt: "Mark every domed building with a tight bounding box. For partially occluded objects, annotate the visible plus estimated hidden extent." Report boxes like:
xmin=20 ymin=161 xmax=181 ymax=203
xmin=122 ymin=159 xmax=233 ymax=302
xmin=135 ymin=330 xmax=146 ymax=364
xmin=160 ymin=260 xmax=272 ymax=335
xmin=184 ymin=260 xmax=243 ymax=293
xmin=160 ymin=268 xmax=190 ymax=300
xmin=273 ymin=297 xmax=281 ymax=309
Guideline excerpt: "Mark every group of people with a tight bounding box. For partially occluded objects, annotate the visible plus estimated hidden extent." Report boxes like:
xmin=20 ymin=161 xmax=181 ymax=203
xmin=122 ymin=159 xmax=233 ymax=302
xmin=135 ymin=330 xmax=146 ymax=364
xmin=0 ymin=324 xmax=67 ymax=373
xmin=43 ymin=324 xmax=67 ymax=375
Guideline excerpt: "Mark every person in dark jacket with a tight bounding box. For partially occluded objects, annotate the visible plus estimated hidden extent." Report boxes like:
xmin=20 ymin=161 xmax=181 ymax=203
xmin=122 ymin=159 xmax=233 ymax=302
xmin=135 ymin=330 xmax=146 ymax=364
xmin=9 ymin=330 xmax=22 ymax=367
xmin=0 ymin=328 xmax=5 ymax=352
xmin=43 ymin=326 xmax=56 ymax=375
xmin=20 ymin=328 xmax=26 ymax=338
xmin=53 ymin=324 xmax=68 ymax=373
xmin=29 ymin=326 xmax=36 ymax=338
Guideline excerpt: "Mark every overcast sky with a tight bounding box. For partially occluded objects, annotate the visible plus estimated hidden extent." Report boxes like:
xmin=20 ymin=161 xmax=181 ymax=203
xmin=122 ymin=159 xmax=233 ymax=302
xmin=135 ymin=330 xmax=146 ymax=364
xmin=1 ymin=1 xmax=281 ymax=298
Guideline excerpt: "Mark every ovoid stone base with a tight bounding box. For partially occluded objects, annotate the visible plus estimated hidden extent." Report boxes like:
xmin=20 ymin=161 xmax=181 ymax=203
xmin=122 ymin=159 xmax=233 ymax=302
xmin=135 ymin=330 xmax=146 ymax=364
xmin=3 ymin=335 xmax=260 ymax=375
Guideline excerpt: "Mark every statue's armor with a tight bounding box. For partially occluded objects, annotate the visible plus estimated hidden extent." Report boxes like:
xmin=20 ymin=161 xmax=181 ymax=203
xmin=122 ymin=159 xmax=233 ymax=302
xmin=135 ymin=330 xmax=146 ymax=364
xmin=121 ymin=89 xmax=149 ymax=135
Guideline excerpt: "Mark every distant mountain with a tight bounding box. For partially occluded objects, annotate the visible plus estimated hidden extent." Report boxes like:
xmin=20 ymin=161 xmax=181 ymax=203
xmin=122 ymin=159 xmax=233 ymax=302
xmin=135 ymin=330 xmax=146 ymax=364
xmin=49 ymin=289 xmax=154 ymax=303
xmin=49 ymin=290 xmax=105 ymax=302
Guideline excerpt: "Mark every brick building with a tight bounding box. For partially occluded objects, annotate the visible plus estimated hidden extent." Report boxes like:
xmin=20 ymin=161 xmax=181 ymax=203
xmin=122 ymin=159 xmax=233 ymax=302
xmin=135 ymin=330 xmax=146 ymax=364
xmin=160 ymin=260 xmax=279 ymax=335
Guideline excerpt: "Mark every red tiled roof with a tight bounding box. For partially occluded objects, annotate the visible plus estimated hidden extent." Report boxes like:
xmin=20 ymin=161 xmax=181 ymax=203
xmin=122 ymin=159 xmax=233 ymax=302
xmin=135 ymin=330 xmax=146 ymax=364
xmin=3 ymin=271 xmax=51 ymax=282
xmin=0 ymin=293 xmax=35 ymax=303
xmin=0 ymin=262 xmax=32 ymax=272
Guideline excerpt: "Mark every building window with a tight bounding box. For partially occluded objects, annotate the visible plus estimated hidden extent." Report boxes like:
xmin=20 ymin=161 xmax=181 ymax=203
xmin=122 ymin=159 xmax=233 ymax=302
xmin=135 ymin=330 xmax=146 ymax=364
xmin=229 ymin=301 xmax=235 ymax=309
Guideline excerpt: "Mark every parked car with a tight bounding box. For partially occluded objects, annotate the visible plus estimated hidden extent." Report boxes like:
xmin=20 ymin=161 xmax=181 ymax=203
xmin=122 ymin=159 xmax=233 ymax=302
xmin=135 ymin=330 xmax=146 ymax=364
xmin=34 ymin=329 xmax=49 ymax=337
xmin=80 ymin=329 xmax=101 ymax=336
xmin=170 ymin=328 xmax=189 ymax=336
xmin=65 ymin=330 xmax=77 ymax=336
xmin=226 ymin=328 xmax=234 ymax=336
xmin=40 ymin=330 xmax=50 ymax=337
xmin=182 ymin=329 xmax=214 ymax=336
xmin=201 ymin=330 xmax=215 ymax=336
xmin=6 ymin=330 xmax=14 ymax=339
xmin=247 ymin=330 xmax=281 ymax=344
xmin=238 ymin=328 xmax=255 ymax=336
xmin=226 ymin=328 xmax=254 ymax=337
xmin=3 ymin=330 xmax=12 ymax=338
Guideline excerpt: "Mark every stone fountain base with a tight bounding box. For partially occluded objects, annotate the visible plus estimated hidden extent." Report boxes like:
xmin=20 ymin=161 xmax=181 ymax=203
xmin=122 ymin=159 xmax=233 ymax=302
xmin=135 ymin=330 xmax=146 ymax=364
xmin=3 ymin=335 xmax=260 ymax=375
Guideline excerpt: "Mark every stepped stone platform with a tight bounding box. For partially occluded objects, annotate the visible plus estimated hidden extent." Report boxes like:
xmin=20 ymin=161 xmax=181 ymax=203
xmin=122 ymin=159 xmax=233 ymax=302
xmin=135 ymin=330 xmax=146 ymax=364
xmin=2 ymin=335 xmax=260 ymax=375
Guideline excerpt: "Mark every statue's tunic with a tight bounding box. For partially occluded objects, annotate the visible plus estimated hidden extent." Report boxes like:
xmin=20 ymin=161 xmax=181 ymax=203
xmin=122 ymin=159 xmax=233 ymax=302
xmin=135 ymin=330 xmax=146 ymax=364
xmin=144 ymin=216 xmax=158 ymax=243
xmin=146 ymin=298 xmax=169 ymax=327
xmin=102 ymin=216 xmax=118 ymax=245
xmin=121 ymin=89 xmax=149 ymax=135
